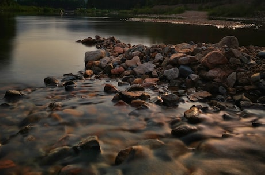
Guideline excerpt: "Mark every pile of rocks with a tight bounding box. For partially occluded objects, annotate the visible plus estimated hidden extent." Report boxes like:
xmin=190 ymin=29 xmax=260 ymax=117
xmin=77 ymin=35 xmax=265 ymax=109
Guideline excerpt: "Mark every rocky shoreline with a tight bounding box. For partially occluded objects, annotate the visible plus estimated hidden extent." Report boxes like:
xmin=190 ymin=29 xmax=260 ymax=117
xmin=0 ymin=35 xmax=265 ymax=174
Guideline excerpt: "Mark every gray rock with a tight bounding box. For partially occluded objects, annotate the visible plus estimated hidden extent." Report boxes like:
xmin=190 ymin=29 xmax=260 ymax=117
xmin=85 ymin=49 xmax=106 ymax=63
xmin=218 ymin=36 xmax=239 ymax=48
xmin=100 ymin=57 xmax=111 ymax=68
xmin=171 ymin=125 xmax=198 ymax=137
xmin=179 ymin=65 xmax=193 ymax=78
xmin=153 ymin=53 xmax=163 ymax=63
xmin=164 ymin=68 xmax=179 ymax=80
xmin=227 ymin=72 xmax=237 ymax=87
xmin=133 ymin=63 xmax=156 ymax=75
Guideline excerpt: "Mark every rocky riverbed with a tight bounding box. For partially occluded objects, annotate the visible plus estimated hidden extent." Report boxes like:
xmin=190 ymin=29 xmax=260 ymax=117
xmin=0 ymin=35 xmax=265 ymax=175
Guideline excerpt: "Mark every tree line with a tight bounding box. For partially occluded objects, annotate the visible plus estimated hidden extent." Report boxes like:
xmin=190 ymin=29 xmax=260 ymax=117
xmin=1 ymin=0 xmax=264 ymax=9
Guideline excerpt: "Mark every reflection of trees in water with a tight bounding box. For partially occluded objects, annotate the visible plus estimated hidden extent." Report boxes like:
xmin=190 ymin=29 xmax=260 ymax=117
xmin=0 ymin=13 xmax=15 ymax=67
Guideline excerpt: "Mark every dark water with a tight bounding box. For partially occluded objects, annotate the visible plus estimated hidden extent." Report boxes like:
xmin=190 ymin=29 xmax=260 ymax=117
xmin=0 ymin=14 xmax=265 ymax=87
xmin=0 ymin=15 xmax=265 ymax=175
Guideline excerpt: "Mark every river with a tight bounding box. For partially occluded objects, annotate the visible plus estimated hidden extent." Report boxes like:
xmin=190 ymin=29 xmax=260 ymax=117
xmin=0 ymin=14 xmax=265 ymax=175
xmin=0 ymin=15 xmax=265 ymax=87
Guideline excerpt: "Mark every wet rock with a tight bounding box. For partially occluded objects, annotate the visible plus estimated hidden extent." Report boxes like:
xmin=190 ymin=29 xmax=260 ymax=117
xmin=227 ymin=72 xmax=237 ymax=87
xmin=163 ymin=68 xmax=179 ymax=80
xmin=49 ymin=102 xmax=63 ymax=110
xmin=73 ymin=135 xmax=100 ymax=152
xmin=179 ymin=65 xmax=193 ymax=78
xmin=131 ymin=100 xmax=146 ymax=107
xmin=104 ymin=84 xmax=119 ymax=94
xmin=222 ymin=113 xmax=240 ymax=121
xmin=161 ymin=94 xmax=179 ymax=107
xmin=59 ymin=165 xmax=86 ymax=175
xmin=44 ymin=77 xmax=59 ymax=86
xmin=85 ymin=49 xmax=106 ymax=63
xmin=218 ymin=36 xmax=239 ymax=48
xmin=119 ymin=91 xmax=150 ymax=103
xmin=133 ymin=63 xmax=156 ymax=75
xmin=153 ymin=53 xmax=163 ymax=63
xmin=171 ymin=124 xmax=198 ymax=137
xmin=252 ymin=121 xmax=263 ymax=127
xmin=184 ymin=106 xmax=202 ymax=123
xmin=127 ymin=84 xmax=145 ymax=92
xmin=138 ymin=139 xmax=164 ymax=149
xmin=43 ymin=146 xmax=75 ymax=165
xmin=118 ymin=81 xmax=130 ymax=86
xmin=4 ymin=90 xmax=23 ymax=100
xmin=84 ymin=70 xmax=93 ymax=78
xmin=201 ymin=51 xmax=228 ymax=69
xmin=114 ymin=100 xmax=128 ymax=106
xmin=19 ymin=111 xmax=49 ymax=127
xmin=115 ymin=147 xmax=134 ymax=165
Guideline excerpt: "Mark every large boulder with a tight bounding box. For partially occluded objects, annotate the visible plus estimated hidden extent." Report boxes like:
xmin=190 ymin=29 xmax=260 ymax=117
xmin=201 ymin=51 xmax=228 ymax=69
xmin=85 ymin=49 xmax=106 ymax=63
xmin=218 ymin=36 xmax=239 ymax=49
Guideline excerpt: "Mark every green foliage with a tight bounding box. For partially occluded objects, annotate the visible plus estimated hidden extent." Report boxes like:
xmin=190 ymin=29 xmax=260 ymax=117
xmin=208 ymin=5 xmax=255 ymax=17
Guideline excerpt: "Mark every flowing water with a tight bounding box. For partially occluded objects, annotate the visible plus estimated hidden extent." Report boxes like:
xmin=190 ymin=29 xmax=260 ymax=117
xmin=0 ymin=14 xmax=265 ymax=174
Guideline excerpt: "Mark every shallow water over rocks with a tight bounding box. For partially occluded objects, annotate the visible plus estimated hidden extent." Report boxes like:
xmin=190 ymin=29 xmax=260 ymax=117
xmin=0 ymin=75 xmax=265 ymax=174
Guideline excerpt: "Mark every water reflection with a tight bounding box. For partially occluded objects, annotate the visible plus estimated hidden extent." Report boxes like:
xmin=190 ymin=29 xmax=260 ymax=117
xmin=0 ymin=15 xmax=265 ymax=87
xmin=0 ymin=14 xmax=16 ymax=68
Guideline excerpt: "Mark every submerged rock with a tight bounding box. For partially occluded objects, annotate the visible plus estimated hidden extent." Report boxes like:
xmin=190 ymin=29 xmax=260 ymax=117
xmin=171 ymin=124 xmax=198 ymax=137
xmin=161 ymin=94 xmax=180 ymax=107
xmin=4 ymin=90 xmax=23 ymax=100
xmin=184 ymin=106 xmax=203 ymax=123
xmin=73 ymin=135 xmax=100 ymax=152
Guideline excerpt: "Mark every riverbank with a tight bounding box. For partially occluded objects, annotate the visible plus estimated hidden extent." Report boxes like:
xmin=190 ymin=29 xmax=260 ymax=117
xmin=129 ymin=11 xmax=261 ymax=29
xmin=0 ymin=35 xmax=265 ymax=174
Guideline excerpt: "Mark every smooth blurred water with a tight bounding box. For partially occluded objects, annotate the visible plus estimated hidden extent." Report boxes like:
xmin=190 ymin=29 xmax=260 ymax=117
xmin=0 ymin=15 xmax=264 ymax=87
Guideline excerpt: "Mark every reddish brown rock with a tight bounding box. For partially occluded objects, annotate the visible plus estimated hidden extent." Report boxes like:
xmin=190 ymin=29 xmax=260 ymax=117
xmin=114 ymin=46 xmax=124 ymax=54
xmin=201 ymin=51 xmax=228 ymax=69
xmin=104 ymin=84 xmax=119 ymax=93
xmin=204 ymin=68 xmax=231 ymax=81
xmin=0 ymin=160 xmax=16 ymax=170
xmin=111 ymin=67 xmax=125 ymax=75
